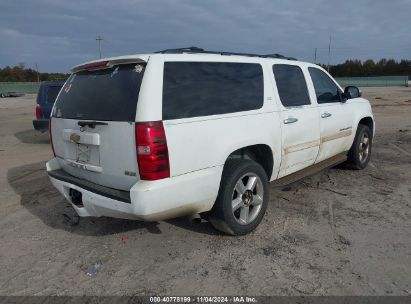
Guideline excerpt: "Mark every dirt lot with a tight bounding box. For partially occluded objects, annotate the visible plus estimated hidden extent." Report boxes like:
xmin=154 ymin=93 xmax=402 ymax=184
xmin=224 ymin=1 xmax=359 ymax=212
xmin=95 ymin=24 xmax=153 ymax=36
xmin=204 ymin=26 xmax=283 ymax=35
xmin=0 ymin=88 xmax=410 ymax=296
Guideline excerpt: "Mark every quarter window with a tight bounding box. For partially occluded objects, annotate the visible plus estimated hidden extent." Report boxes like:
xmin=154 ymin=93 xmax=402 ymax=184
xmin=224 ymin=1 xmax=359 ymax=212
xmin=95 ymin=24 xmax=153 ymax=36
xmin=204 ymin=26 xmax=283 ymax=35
xmin=273 ymin=64 xmax=310 ymax=107
xmin=309 ymin=68 xmax=342 ymax=103
xmin=162 ymin=62 xmax=264 ymax=120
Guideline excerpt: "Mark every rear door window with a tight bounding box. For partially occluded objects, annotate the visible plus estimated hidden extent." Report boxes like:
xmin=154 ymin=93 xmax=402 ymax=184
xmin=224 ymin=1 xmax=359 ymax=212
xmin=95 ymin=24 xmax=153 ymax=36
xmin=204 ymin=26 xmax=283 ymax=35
xmin=53 ymin=63 xmax=145 ymax=121
xmin=162 ymin=62 xmax=264 ymax=120
xmin=273 ymin=64 xmax=311 ymax=107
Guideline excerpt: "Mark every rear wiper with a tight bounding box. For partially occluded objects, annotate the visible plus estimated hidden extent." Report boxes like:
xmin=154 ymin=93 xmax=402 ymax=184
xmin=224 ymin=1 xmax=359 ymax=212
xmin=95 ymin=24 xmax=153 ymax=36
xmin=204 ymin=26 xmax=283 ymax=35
xmin=77 ymin=121 xmax=108 ymax=128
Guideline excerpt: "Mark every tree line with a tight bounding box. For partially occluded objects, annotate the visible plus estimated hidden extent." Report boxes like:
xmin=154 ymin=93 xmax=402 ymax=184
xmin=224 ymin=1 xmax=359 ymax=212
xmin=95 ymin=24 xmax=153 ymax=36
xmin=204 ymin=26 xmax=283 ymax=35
xmin=321 ymin=59 xmax=411 ymax=78
xmin=0 ymin=59 xmax=410 ymax=82
xmin=0 ymin=63 xmax=69 ymax=82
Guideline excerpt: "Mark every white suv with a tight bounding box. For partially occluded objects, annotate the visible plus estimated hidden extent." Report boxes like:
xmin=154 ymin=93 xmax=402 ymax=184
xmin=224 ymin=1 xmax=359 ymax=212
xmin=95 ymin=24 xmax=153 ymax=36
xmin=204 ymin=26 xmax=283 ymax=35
xmin=47 ymin=47 xmax=374 ymax=235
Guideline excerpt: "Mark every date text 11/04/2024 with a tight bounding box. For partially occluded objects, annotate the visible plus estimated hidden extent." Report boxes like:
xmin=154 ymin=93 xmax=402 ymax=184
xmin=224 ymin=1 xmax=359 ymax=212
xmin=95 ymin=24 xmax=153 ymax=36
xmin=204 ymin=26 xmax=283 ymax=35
xmin=149 ymin=296 xmax=257 ymax=303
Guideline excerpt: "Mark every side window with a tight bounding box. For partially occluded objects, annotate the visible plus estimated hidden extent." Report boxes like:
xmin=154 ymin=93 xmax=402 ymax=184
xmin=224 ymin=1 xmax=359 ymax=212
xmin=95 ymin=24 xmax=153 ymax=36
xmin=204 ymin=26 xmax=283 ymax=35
xmin=162 ymin=62 xmax=264 ymax=120
xmin=309 ymin=68 xmax=341 ymax=104
xmin=272 ymin=64 xmax=310 ymax=107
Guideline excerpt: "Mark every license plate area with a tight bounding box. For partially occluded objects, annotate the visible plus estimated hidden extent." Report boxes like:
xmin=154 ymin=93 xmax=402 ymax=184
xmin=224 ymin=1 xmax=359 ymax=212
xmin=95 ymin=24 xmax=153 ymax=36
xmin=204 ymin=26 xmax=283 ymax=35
xmin=65 ymin=142 xmax=101 ymax=169
xmin=76 ymin=143 xmax=91 ymax=163
xmin=63 ymin=129 xmax=101 ymax=167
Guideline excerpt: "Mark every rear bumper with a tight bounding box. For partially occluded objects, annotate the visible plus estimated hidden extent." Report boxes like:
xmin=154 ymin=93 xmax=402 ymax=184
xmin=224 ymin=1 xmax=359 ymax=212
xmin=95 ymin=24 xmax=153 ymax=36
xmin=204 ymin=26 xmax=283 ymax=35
xmin=48 ymin=169 xmax=131 ymax=203
xmin=46 ymin=158 xmax=222 ymax=221
xmin=33 ymin=119 xmax=49 ymax=131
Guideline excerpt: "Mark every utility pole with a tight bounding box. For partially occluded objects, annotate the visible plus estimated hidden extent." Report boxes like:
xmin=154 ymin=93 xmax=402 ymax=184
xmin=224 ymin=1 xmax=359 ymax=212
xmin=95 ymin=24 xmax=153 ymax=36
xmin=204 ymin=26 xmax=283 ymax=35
xmin=35 ymin=63 xmax=40 ymax=83
xmin=327 ymin=34 xmax=332 ymax=72
xmin=314 ymin=48 xmax=317 ymax=64
xmin=96 ymin=35 xmax=103 ymax=59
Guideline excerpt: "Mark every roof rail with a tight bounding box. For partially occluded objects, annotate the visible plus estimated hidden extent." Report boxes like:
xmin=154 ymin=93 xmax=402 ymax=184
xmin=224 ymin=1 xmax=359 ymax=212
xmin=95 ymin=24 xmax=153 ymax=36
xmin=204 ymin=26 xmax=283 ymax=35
xmin=156 ymin=47 xmax=297 ymax=60
xmin=263 ymin=54 xmax=298 ymax=60
xmin=49 ymin=77 xmax=68 ymax=82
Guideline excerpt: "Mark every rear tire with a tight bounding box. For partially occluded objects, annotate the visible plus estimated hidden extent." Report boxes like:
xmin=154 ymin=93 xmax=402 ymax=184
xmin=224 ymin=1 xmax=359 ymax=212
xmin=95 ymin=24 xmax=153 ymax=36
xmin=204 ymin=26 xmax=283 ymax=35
xmin=346 ymin=124 xmax=372 ymax=170
xmin=209 ymin=159 xmax=269 ymax=235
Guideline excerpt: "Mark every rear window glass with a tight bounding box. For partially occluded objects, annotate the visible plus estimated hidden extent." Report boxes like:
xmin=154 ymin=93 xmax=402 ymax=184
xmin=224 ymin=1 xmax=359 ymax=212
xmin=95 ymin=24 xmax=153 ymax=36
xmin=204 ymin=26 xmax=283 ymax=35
xmin=162 ymin=62 xmax=264 ymax=120
xmin=46 ymin=86 xmax=62 ymax=104
xmin=273 ymin=64 xmax=310 ymax=107
xmin=53 ymin=63 xmax=145 ymax=121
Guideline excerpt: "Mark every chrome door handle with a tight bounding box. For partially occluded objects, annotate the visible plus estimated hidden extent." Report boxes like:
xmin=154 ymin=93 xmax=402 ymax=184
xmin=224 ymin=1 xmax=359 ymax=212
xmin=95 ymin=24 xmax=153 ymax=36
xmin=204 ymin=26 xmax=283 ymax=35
xmin=321 ymin=112 xmax=332 ymax=118
xmin=283 ymin=117 xmax=298 ymax=124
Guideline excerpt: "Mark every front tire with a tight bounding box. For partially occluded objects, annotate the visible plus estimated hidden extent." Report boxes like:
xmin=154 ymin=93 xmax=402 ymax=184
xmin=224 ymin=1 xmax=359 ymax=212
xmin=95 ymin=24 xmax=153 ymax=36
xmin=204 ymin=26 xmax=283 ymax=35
xmin=209 ymin=159 xmax=269 ymax=235
xmin=346 ymin=124 xmax=372 ymax=169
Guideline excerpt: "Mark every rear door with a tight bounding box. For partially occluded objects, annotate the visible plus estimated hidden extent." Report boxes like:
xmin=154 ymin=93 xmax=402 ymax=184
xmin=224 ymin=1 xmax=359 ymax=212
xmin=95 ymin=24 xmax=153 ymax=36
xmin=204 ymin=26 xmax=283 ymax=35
xmin=272 ymin=64 xmax=320 ymax=177
xmin=51 ymin=61 xmax=146 ymax=190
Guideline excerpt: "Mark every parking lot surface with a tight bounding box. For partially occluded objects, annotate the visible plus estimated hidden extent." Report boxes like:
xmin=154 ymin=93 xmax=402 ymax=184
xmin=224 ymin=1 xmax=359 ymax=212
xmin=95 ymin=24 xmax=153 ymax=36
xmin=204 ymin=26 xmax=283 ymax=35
xmin=0 ymin=88 xmax=410 ymax=295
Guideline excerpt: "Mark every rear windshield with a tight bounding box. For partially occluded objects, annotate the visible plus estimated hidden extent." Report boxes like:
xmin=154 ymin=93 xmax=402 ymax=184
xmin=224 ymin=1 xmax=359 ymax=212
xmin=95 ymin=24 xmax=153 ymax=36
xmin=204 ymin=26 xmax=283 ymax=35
xmin=53 ymin=63 xmax=145 ymax=121
xmin=46 ymin=86 xmax=62 ymax=104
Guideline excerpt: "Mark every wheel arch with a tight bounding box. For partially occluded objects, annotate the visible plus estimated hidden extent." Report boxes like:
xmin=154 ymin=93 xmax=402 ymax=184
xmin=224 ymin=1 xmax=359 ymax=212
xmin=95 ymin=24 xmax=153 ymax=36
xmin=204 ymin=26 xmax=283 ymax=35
xmin=357 ymin=116 xmax=375 ymax=137
xmin=224 ymin=144 xmax=275 ymax=180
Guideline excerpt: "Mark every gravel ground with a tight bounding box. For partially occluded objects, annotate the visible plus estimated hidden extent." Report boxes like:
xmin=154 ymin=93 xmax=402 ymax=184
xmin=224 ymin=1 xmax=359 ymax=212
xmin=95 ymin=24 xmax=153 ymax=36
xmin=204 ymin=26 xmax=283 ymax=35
xmin=0 ymin=88 xmax=410 ymax=296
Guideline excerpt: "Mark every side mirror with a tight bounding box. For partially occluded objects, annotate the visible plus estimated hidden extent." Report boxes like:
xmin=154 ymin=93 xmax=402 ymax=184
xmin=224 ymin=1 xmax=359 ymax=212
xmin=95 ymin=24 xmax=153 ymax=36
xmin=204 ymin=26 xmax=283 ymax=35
xmin=344 ymin=86 xmax=362 ymax=99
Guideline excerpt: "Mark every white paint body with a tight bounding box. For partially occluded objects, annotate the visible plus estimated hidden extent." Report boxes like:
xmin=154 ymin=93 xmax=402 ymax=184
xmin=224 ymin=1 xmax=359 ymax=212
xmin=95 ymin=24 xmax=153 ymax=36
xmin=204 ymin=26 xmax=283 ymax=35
xmin=47 ymin=53 xmax=374 ymax=221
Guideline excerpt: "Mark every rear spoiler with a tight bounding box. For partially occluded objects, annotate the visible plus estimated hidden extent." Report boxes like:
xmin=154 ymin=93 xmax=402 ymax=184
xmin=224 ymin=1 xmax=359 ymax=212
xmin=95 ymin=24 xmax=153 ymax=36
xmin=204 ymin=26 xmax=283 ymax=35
xmin=71 ymin=57 xmax=147 ymax=73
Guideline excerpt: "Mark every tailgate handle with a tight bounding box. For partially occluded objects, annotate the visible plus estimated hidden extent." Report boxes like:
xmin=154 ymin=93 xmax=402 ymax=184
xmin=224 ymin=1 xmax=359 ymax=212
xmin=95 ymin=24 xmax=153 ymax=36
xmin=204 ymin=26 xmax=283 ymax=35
xmin=78 ymin=121 xmax=108 ymax=128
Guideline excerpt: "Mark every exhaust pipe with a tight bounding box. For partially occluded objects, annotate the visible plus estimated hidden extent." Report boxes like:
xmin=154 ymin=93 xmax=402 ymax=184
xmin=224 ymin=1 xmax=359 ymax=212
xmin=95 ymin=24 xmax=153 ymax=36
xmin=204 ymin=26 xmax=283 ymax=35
xmin=188 ymin=213 xmax=202 ymax=224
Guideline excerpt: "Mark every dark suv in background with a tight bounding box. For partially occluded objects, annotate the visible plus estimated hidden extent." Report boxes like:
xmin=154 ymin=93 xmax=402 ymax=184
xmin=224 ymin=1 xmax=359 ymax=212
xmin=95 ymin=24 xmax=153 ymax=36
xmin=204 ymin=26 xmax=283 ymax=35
xmin=33 ymin=80 xmax=65 ymax=131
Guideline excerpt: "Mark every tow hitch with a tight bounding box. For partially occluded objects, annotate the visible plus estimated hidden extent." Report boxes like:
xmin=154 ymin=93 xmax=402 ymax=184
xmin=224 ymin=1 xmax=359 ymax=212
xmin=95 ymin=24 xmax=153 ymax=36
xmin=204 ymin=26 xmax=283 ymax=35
xmin=69 ymin=189 xmax=83 ymax=207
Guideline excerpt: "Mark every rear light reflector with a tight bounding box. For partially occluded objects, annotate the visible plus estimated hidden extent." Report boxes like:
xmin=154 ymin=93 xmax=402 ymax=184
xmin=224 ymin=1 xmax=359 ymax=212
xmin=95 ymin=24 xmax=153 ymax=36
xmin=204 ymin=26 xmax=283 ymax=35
xmin=35 ymin=104 xmax=42 ymax=120
xmin=135 ymin=121 xmax=170 ymax=180
xmin=49 ymin=119 xmax=55 ymax=157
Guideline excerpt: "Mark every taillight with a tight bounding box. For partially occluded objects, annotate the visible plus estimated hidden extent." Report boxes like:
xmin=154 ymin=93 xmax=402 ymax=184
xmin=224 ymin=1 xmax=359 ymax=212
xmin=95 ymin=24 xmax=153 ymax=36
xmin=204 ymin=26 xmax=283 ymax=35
xmin=49 ymin=119 xmax=55 ymax=157
xmin=35 ymin=104 xmax=42 ymax=120
xmin=135 ymin=121 xmax=170 ymax=180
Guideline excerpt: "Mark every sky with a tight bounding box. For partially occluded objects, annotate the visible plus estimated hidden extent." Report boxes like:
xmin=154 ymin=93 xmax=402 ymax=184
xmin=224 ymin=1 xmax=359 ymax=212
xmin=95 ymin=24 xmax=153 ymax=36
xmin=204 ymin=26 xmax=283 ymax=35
xmin=0 ymin=0 xmax=410 ymax=72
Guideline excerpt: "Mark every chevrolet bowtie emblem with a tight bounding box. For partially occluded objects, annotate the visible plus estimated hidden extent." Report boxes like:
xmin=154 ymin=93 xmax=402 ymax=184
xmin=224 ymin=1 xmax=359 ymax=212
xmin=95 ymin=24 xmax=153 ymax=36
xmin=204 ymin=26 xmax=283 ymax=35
xmin=70 ymin=133 xmax=81 ymax=143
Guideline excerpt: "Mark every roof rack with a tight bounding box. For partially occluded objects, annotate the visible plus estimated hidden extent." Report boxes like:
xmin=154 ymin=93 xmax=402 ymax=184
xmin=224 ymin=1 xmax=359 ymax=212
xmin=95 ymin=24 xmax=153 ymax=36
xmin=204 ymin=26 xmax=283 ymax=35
xmin=156 ymin=46 xmax=297 ymax=60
